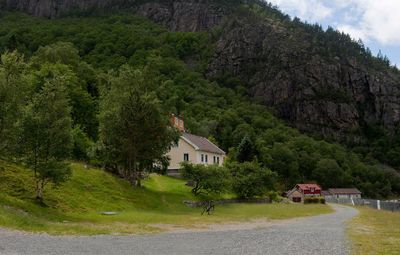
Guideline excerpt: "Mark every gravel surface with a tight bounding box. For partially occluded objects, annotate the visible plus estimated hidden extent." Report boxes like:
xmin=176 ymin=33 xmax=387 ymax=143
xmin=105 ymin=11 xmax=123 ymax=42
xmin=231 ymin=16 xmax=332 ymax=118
xmin=0 ymin=204 xmax=358 ymax=255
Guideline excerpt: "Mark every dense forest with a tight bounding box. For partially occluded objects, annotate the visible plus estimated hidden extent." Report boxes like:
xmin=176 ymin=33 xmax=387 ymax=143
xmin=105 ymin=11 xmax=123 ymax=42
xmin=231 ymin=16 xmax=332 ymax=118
xmin=0 ymin=8 xmax=399 ymax=199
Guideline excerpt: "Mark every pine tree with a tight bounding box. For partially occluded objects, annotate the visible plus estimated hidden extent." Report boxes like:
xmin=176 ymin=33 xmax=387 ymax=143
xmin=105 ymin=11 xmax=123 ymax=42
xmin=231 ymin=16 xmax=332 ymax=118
xmin=236 ymin=135 xmax=256 ymax=163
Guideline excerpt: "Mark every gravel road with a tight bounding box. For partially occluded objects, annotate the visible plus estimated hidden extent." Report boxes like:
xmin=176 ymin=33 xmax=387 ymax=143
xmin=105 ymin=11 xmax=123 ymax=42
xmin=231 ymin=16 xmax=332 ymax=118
xmin=0 ymin=204 xmax=358 ymax=255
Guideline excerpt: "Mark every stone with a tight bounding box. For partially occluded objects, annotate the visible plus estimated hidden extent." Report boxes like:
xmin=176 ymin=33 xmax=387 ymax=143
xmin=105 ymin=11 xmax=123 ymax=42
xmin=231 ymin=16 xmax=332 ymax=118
xmin=100 ymin=211 xmax=118 ymax=215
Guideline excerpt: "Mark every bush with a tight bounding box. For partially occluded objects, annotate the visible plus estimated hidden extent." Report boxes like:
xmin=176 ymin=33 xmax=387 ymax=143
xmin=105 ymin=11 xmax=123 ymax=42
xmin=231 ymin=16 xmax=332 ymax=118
xmin=228 ymin=161 xmax=276 ymax=199
xmin=267 ymin=191 xmax=283 ymax=202
xmin=304 ymin=197 xmax=325 ymax=204
xmin=179 ymin=162 xmax=231 ymax=196
xmin=71 ymin=126 xmax=93 ymax=161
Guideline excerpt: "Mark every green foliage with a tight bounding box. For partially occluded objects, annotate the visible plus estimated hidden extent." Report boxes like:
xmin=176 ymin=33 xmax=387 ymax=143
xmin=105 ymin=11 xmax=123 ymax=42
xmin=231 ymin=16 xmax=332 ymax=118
xmin=313 ymin=159 xmax=348 ymax=188
xmin=17 ymin=79 xmax=72 ymax=202
xmin=228 ymin=161 xmax=276 ymax=199
xmin=0 ymin=51 xmax=26 ymax=156
xmin=236 ymin=135 xmax=256 ymax=162
xmin=99 ymin=66 xmax=179 ymax=186
xmin=30 ymin=42 xmax=98 ymax=139
xmin=0 ymin=161 xmax=333 ymax=235
xmin=71 ymin=126 xmax=93 ymax=161
xmin=268 ymin=143 xmax=300 ymax=190
xmin=180 ymin=162 xmax=231 ymax=196
xmin=0 ymin=13 xmax=398 ymax=198
xmin=304 ymin=197 xmax=325 ymax=204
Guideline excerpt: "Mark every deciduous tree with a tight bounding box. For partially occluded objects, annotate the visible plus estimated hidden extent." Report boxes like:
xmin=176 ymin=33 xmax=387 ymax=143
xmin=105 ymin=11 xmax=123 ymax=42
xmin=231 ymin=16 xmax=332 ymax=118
xmin=18 ymin=78 xmax=72 ymax=202
xmin=99 ymin=66 xmax=179 ymax=187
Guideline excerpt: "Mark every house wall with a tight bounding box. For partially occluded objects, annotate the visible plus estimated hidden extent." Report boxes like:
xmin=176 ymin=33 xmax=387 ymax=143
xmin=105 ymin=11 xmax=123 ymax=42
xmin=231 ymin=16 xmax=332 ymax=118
xmin=196 ymin=151 xmax=224 ymax=167
xmin=166 ymin=138 xmax=225 ymax=170
xmin=334 ymin=194 xmax=361 ymax=199
xmin=288 ymin=190 xmax=303 ymax=203
xmin=167 ymin=137 xmax=198 ymax=170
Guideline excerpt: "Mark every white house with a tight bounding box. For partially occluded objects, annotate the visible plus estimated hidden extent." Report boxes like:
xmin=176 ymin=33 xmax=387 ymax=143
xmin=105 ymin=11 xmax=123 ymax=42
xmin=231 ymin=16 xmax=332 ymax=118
xmin=166 ymin=115 xmax=225 ymax=175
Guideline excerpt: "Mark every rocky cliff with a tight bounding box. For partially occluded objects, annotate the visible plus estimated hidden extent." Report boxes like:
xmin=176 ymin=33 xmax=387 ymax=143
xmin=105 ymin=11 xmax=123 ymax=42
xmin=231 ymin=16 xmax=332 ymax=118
xmin=2 ymin=0 xmax=400 ymax=141
xmin=0 ymin=0 xmax=229 ymax=31
xmin=207 ymin=14 xmax=400 ymax=141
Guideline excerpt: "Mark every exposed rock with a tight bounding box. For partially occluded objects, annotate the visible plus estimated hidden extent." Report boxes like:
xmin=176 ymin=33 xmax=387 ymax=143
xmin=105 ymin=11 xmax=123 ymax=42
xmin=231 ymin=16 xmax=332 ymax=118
xmin=2 ymin=0 xmax=400 ymax=141
xmin=0 ymin=0 xmax=229 ymax=32
xmin=207 ymin=16 xmax=400 ymax=141
xmin=137 ymin=1 xmax=227 ymax=31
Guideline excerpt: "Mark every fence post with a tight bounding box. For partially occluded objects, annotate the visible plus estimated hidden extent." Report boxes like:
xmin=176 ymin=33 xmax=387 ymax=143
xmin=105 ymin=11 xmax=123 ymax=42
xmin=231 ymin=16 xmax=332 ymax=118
xmin=377 ymin=200 xmax=381 ymax=210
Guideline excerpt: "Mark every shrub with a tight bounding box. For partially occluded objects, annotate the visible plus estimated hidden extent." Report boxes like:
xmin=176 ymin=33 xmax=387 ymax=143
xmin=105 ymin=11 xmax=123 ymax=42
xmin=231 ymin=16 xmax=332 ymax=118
xmin=304 ymin=197 xmax=325 ymax=204
xmin=228 ymin=161 xmax=276 ymax=199
xmin=179 ymin=162 xmax=231 ymax=196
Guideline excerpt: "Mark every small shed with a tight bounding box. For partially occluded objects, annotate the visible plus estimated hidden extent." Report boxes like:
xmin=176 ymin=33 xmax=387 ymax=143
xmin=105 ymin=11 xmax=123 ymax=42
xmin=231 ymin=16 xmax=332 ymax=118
xmin=287 ymin=184 xmax=322 ymax=203
xmin=326 ymin=188 xmax=362 ymax=199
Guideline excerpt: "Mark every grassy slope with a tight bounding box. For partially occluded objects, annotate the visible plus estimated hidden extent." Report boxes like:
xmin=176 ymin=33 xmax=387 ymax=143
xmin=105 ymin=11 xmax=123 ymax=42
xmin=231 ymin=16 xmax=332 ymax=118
xmin=349 ymin=207 xmax=400 ymax=255
xmin=0 ymin=161 xmax=332 ymax=235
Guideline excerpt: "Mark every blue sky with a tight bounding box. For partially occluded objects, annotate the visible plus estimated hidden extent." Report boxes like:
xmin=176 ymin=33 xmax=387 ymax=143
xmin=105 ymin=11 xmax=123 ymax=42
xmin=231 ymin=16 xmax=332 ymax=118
xmin=267 ymin=0 xmax=400 ymax=67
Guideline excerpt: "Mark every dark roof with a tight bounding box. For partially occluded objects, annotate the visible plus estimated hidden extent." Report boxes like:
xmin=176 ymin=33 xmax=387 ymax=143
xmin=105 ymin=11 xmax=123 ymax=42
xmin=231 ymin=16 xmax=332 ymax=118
xmin=328 ymin=188 xmax=362 ymax=195
xmin=182 ymin=133 xmax=225 ymax=155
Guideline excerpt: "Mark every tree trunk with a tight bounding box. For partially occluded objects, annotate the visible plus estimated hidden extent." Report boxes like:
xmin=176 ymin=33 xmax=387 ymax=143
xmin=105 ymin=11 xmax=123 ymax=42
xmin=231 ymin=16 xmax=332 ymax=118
xmin=36 ymin=181 xmax=44 ymax=202
xmin=136 ymin=173 xmax=142 ymax=187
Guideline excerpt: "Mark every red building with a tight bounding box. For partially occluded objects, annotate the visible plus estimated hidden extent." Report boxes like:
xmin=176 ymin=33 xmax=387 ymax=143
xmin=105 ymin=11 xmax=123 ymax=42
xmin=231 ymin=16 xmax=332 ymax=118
xmin=287 ymin=184 xmax=322 ymax=203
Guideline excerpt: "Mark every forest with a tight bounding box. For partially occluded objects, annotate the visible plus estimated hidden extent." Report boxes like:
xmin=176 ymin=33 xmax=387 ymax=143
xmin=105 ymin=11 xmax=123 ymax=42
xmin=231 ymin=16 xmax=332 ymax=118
xmin=0 ymin=12 xmax=399 ymax=199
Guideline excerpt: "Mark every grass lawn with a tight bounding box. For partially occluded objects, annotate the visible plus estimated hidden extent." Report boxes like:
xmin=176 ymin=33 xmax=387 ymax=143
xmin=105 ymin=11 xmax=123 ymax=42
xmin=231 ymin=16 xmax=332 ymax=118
xmin=0 ymin=160 xmax=333 ymax=235
xmin=349 ymin=206 xmax=400 ymax=255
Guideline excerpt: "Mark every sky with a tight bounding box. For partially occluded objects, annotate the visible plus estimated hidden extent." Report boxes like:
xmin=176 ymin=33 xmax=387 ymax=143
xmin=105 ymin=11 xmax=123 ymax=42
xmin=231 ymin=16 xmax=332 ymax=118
xmin=267 ymin=0 xmax=400 ymax=67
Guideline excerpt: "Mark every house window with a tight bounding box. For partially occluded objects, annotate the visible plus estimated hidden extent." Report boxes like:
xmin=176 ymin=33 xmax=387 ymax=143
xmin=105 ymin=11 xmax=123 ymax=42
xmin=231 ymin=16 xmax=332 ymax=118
xmin=213 ymin=156 xmax=216 ymax=164
xmin=217 ymin=157 xmax=220 ymax=164
xmin=205 ymin=155 xmax=208 ymax=163
xmin=201 ymin=154 xmax=204 ymax=162
xmin=184 ymin=153 xmax=189 ymax=162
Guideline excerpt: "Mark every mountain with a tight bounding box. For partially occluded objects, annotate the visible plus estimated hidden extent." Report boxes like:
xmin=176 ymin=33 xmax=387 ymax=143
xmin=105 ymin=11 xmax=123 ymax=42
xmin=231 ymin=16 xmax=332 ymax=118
xmin=1 ymin=0 xmax=400 ymax=196
xmin=2 ymin=0 xmax=399 ymax=145
xmin=0 ymin=0 xmax=229 ymax=31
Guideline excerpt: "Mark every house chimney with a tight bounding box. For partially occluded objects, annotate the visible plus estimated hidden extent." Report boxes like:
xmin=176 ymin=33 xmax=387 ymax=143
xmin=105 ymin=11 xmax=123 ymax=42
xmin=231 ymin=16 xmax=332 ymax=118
xmin=170 ymin=114 xmax=185 ymax=132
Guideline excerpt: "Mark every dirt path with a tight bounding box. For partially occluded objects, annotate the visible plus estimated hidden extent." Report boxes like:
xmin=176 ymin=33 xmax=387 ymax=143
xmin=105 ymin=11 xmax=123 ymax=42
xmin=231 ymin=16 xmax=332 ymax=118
xmin=0 ymin=204 xmax=358 ymax=255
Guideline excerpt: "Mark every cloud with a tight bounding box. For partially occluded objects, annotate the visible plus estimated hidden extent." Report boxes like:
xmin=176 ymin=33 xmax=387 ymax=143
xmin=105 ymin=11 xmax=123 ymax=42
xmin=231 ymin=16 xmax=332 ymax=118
xmin=268 ymin=0 xmax=400 ymax=46
xmin=341 ymin=0 xmax=400 ymax=45
xmin=268 ymin=0 xmax=333 ymax=22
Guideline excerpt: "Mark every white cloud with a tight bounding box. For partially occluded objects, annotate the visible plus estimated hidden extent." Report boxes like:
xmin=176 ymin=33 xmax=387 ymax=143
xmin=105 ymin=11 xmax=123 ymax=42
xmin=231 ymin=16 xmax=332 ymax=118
xmin=268 ymin=0 xmax=333 ymax=22
xmin=268 ymin=0 xmax=400 ymax=46
xmin=347 ymin=0 xmax=400 ymax=45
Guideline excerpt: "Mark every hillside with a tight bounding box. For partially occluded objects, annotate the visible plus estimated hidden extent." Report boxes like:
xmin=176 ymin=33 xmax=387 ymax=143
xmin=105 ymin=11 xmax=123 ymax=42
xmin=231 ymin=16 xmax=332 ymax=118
xmin=2 ymin=1 xmax=400 ymax=167
xmin=0 ymin=161 xmax=332 ymax=234
xmin=0 ymin=3 xmax=399 ymax=197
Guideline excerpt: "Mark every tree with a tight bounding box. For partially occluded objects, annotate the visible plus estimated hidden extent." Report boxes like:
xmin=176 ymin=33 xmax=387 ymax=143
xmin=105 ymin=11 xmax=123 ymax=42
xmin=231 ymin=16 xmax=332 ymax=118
xmin=180 ymin=162 xmax=231 ymax=196
xmin=268 ymin=143 xmax=300 ymax=190
xmin=31 ymin=59 xmax=98 ymax=140
xmin=99 ymin=66 xmax=179 ymax=187
xmin=228 ymin=161 xmax=276 ymax=199
xmin=0 ymin=51 xmax=27 ymax=156
xmin=71 ymin=126 xmax=93 ymax=161
xmin=313 ymin=159 xmax=346 ymax=188
xmin=236 ymin=135 xmax=256 ymax=162
xmin=18 ymin=79 xmax=72 ymax=202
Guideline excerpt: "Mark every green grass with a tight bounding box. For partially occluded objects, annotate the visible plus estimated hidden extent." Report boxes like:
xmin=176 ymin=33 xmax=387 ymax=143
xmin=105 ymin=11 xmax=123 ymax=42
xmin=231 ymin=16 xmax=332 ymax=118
xmin=349 ymin=206 xmax=400 ymax=255
xmin=0 ymin=160 xmax=333 ymax=235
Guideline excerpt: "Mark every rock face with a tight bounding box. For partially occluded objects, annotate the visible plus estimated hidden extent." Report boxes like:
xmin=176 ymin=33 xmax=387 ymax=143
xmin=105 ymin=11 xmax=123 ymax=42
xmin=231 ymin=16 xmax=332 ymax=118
xmin=2 ymin=0 xmax=400 ymax=141
xmin=207 ymin=17 xmax=400 ymax=141
xmin=0 ymin=0 xmax=228 ymax=32
xmin=137 ymin=1 xmax=228 ymax=32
